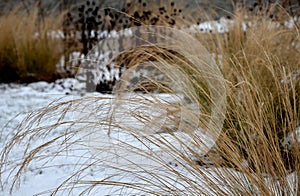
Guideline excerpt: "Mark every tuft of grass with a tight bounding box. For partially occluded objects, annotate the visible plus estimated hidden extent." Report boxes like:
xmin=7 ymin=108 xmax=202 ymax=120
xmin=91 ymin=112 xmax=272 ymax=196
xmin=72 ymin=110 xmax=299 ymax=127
xmin=197 ymin=5 xmax=300 ymax=194
xmin=0 ymin=4 xmax=64 ymax=83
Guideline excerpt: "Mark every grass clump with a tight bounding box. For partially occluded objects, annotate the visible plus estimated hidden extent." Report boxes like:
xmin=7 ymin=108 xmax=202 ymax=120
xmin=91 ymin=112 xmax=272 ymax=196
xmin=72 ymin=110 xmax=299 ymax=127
xmin=198 ymin=6 xmax=300 ymax=194
xmin=0 ymin=4 xmax=64 ymax=83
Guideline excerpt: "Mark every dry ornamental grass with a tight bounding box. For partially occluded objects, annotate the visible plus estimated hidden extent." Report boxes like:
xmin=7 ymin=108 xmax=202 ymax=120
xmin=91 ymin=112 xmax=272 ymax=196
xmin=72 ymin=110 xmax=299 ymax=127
xmin=0 ymin=1 xmax=300 ymax=195
xmin=0 ymin=4 xmax=64 ymax=83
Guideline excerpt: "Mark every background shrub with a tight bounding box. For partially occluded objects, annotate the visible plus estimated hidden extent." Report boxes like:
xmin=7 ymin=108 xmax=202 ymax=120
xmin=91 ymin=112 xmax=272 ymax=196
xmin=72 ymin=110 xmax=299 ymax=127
xmin=0 ymin=4 xmax=64 ymax=83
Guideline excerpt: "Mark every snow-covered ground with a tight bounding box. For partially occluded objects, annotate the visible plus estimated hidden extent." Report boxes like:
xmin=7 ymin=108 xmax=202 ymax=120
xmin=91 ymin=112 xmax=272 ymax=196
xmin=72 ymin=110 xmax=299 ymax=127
xmin=0 ymin=79 xmax=217 ymax=195
xmin=0 ymin=79 xmax=83 ymax=195
xmin=0 ymin=78 xmax=298 ymax=195
xmin=0 ymin=79 xmax=137 ymax=195
xmin=0 ymin=79 xmax=214 ymax=195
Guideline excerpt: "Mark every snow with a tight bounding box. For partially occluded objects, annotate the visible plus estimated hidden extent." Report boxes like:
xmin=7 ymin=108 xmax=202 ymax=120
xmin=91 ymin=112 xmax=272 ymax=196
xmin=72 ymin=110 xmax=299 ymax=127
xmin=187 ymin=16 xmax=300 ymax=34
xmin=0 ymin=78 xmax=298 ymax=195
xmin=0 ymin=79 xmax=207 ymax=195
xmin=0 ymin=80 xmax=106 ymax=195
xmin=0 ymin=79 xmax=224 ymax=195
xmin=0 ymin=87 xmax=184 ymax=195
